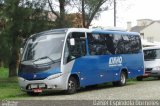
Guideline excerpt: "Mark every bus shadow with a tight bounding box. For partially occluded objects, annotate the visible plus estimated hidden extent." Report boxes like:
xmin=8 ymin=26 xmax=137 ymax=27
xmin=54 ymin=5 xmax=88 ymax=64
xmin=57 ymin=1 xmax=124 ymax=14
xmin=35 ymin=78 xmax=160 ymax=97
xmin=38 ymin=82 xmax=137 ymax=96
xmin=78 ymin=83 xmax=113 ymax=93
xmin=39 ymin=91 xmax=67 ymax=96
xmin=77 ymin=81 xmax=138 ymax=93
xmin=141 ymin=77 xmax=160 ymax=81
xmin=36 ymin=83 xmax=115 ymax=96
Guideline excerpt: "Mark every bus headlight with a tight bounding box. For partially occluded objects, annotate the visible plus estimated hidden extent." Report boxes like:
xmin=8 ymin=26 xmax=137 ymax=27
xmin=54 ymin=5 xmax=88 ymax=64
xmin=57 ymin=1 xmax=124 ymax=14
xmin=152 ymin=66 xmax=160 ymax=71
xmin=47 ymin=73 xmax=63 ymax=80
xmin=18 ymin=77 xmax=25 ymax=81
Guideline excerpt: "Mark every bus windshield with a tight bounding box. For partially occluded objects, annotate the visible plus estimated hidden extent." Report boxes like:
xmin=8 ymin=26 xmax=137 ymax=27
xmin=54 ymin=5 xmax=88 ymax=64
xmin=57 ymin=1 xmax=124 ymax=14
xmin=22 ymin=33 xmax=65 ymax=64
xmin=144 ymin=49 xmax=160 ymax=60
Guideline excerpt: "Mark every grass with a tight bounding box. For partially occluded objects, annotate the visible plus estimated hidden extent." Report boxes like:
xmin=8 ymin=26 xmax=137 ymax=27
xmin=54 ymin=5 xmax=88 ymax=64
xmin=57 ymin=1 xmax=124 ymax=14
xmin=127 ymin=78 xmax=138 ymax=84
xmin=0 ymin=67 xmax=28 ymax=100
xmin=0 ymin=67 xmax=8 ymax=79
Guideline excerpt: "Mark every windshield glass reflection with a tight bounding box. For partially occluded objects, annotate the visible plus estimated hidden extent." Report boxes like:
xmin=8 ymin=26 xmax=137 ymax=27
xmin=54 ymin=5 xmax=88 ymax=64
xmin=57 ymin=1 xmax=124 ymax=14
xmin=22 ymin=33 xmax=65 ymax=64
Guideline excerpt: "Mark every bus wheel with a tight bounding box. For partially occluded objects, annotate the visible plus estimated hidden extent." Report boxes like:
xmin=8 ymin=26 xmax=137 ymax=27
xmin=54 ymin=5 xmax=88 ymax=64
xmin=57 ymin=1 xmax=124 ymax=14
xmin=113 ymin=71 xmax=126 ymax=86
xmin=119 ymin=71 xmax=127 ymax=86
xmin=66 ymin=77 xmax=77 ymax=94
xmin=136 ymin=76 xmax=143 ymax=81
xmin=27 ymin=92 xmax=39 ymax=96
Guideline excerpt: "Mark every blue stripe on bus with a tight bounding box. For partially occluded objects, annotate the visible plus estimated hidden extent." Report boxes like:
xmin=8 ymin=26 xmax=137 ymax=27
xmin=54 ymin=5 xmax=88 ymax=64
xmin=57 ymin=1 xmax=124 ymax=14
xmin=19 ymin=67 xmax=61 ymax=80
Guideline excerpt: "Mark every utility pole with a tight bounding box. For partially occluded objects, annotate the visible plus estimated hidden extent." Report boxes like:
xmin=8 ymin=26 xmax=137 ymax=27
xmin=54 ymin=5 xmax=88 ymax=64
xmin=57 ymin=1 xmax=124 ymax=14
xmin=114 ymin=0 xmax=116 ymax=27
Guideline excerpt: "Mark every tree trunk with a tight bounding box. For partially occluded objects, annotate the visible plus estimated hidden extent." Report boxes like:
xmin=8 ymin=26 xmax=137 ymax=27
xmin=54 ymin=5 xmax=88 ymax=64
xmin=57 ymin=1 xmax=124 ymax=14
xmin=82 ymin=0 xmax=86 ymax=28
xmin=9 ymin=61 xmax=17 ymax=77
xmin=8 ymin=45 xmax=19 ymax=77
xmin=0 ymin=59 xmax=4 ymax=67
xmin=85 ymin=1 xmax=107 ymax=28
xmin=9 ymin=34 xmax=20 ymax=77
xmin=58 ymin=0 xmax=65 ymax=28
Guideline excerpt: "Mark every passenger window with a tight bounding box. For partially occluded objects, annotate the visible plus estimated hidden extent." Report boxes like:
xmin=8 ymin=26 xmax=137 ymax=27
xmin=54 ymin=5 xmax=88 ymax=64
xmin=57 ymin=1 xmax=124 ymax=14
xmin=122 ymin=35 xmax=131 ymax=54
xmin=122 ymin=35 xmax=141 ymax=54
xmin=112 ymin=34 xmax=124 ymax=54
xmin=87 ymin=33 xmax=114 ymax=55
xmin=63 ymin=32 xmax=86 ymax=64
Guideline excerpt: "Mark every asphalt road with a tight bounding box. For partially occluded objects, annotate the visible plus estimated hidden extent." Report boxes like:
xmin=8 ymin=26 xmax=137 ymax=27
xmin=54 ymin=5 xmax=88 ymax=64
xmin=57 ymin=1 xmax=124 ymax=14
xmin=23 ymin=79 xmax=160 ymax=100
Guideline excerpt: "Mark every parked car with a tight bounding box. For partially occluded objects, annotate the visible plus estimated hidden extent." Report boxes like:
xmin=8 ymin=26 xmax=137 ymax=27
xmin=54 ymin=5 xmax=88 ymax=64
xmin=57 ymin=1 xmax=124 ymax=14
xmin=137 ymin=46 xmax=160 ymax=81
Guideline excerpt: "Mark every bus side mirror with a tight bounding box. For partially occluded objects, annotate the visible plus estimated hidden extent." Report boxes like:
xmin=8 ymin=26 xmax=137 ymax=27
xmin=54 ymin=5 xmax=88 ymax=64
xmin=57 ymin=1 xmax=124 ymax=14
xmin=70 ymin=38 xmax=75 ymax=46
xmin=20 ymin=48 xmax=23 ymax=54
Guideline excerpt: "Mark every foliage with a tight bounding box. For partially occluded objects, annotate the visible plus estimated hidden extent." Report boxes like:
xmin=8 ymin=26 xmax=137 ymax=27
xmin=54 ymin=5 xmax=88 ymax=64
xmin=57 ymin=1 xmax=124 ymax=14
xmin=48 ymin=0 xmax=73 ymax=28
xmin=83 ymin=0 xmax=113 ymax=27
xmin=68 ymin=0 xmax=113 ymax=28
xmin=0 ymin=0 xmax=54 ymax=77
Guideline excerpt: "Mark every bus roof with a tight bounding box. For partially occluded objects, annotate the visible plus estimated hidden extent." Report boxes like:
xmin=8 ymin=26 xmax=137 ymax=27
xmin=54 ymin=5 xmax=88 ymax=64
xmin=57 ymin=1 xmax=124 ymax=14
xmin=68 ymin=28 xmax=139 ymax=35
xmin=29 ymin=28 xmax=139 ymax=38
xmin=92 ymin=29 xmax=139 ymax=36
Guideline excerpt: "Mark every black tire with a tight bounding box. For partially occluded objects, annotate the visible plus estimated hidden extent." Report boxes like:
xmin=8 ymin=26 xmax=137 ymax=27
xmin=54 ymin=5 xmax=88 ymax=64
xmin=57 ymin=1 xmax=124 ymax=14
xmin=112 ymin=81 xmax=119 ymax=86
xmin=86 ymin=84 xmax=98 ymax=89
xmin=136 ymin=76 xmax=143 ymax=81
xmin=27 ymin=92 xmax=39 ymax=96
xmin=66 ymin=77 xmax=78 ymax=94
xmin=113 ymin=71 xmax=127 ymax=86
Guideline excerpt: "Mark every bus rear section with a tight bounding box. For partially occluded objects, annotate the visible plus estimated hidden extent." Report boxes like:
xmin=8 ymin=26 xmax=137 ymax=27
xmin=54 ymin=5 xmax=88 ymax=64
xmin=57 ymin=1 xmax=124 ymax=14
xmin=18 ymin=28 xmax=144 ymax=95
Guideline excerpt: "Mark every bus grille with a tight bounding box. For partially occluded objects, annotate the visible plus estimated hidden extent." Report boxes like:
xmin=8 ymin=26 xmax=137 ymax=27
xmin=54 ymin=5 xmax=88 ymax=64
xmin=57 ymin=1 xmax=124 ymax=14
xmin=19 ymin=64 xmax=50 ymax=73
xmin=145 ymin=68 xmax=152 ymax=72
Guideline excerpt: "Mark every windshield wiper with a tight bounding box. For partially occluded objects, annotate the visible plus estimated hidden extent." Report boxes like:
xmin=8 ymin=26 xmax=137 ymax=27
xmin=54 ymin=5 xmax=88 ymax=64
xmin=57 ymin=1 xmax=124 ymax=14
xmin=20 ymin=57 xmax=49 ymax=63
xmin=33 ymin=56 xmax=60 ymax=63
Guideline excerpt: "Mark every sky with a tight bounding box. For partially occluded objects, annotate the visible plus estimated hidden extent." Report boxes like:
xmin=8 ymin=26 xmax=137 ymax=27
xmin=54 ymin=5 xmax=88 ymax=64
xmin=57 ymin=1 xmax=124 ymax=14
xmin=91 ymin=0 xmax=160 ymax=29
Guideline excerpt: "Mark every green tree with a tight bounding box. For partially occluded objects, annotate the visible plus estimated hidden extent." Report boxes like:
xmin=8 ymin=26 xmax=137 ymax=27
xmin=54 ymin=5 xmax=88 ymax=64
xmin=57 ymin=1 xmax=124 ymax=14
xmin=48 ymin=0 xmax=113 ymax=28
xmin=72 ymin=0 xmax=113 ymax=28
xmin=1 ymin=0 xmax=52 ymax=77
xmin=48 ymin=0 xmax=73 ymax=28
xmin=0 ymin=1 xmax=4 ymax=67
xmin=81 ymin=0 xmax=113 ymax=28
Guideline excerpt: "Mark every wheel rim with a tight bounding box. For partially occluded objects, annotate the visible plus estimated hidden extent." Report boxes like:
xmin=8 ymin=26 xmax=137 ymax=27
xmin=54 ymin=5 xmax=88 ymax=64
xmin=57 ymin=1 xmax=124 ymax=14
xmin=121 ymin=73 xmax=126 ymax=84
xmin=68 ymin=80 xmax=75 ymax=91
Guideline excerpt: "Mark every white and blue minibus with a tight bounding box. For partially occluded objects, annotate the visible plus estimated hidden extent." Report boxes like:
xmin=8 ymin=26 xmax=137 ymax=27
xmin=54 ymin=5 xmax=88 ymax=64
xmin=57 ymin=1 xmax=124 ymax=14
xmin=18 ymin=28 xmax=144 ymax=95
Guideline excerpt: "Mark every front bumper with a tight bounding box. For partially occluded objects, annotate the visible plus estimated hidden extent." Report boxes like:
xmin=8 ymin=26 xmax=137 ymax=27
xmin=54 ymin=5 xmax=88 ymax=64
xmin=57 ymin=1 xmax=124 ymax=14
xmin=143 ymin=70 xmax=160 ymax=77
xmin=18 ymin=73 xmax=69 ymax=92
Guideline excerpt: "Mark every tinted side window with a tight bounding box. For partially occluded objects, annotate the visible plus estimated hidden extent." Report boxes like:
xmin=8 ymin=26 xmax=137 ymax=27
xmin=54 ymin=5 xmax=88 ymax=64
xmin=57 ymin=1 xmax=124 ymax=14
xmin=112 ymin=34 xmax=124 ymax=54
xmin=144 ymin=49 xmax=160 ymax=60
xmin=122 ymin=35 xmax=141 ymax=54
xmin=63 ymin=32 xmax=86 ymax=64
xmin=132 ymin=35 xmax=142 ymax=53
xmin=88 ymin=33 xmax=115 ymax=55
xmin=122 ymin=35 xmax=131 ymax=54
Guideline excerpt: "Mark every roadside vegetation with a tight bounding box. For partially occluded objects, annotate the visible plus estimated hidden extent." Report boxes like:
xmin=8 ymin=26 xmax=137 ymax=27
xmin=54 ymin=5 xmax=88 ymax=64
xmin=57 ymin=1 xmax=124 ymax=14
xmin=0 ymin=67 xmax=28 ymax=100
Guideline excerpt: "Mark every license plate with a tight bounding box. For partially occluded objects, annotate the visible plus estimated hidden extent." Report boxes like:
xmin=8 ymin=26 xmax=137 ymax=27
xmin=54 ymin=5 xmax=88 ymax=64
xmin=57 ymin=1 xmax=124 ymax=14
xmin=39 ymin=84 xmax=46 ymax=88
xmin=30 ymin=84 xmax=38 ymax=89
xmin=33 ymin=89 xmax=42 ymax=93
